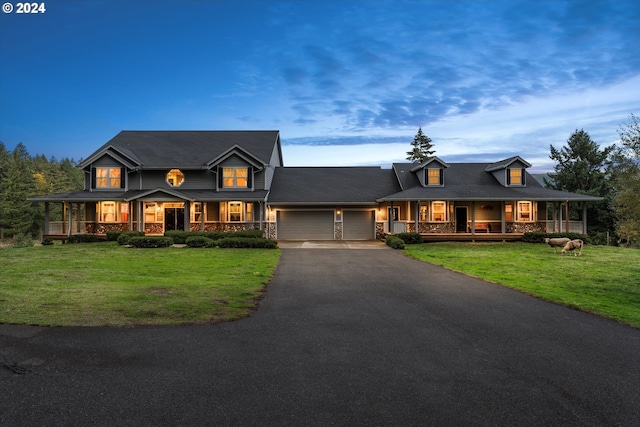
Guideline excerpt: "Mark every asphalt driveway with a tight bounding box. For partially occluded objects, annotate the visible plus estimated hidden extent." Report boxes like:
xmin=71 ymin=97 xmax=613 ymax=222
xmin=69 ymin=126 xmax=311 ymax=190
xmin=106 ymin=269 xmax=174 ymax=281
xmin=1 ymin=247 xmax=639 ymax=426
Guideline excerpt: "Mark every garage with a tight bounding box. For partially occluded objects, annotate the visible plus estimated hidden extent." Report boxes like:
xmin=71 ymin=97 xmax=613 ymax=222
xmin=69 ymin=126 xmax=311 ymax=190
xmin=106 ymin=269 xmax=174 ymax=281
xmin=277 ymin=210 xmax=335 ymax=240
xmin=343 ymin=210 xmax=375 ymax=240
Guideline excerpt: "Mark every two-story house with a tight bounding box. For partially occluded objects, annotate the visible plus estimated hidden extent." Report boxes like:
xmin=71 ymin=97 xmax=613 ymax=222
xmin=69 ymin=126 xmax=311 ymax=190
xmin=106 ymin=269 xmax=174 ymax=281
xmin=30 ymin=130 xmax=601 ymax=241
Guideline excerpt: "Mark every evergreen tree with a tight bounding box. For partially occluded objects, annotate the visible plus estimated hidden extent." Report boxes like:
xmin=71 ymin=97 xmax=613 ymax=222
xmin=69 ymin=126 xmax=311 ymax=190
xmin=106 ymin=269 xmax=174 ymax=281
xmin=611 ymin=114 xmax=640 ymax=245
xmin=0 ymin=143 xmax=38 ymax=237
xmin=406 ymin=127 xmax=435 ymax=163
xmin=544 ymin=129 xmax=615 ymax=234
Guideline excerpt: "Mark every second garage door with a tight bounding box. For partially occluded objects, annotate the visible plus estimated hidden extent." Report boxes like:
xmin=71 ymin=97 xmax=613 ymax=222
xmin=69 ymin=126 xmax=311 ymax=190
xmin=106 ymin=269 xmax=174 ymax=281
xmin=277 ymin=210 xmax=335 ymax=240
xmin=343 ymin=210 xmax=375 ymax=240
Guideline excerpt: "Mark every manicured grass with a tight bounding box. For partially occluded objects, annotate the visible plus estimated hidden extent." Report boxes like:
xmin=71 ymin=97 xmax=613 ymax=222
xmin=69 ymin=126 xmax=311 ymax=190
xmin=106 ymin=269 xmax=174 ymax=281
xmin=0 ymin=242 xmax=280 ymax=326
xmin=404 ymin=242 xmax=640 ymax=328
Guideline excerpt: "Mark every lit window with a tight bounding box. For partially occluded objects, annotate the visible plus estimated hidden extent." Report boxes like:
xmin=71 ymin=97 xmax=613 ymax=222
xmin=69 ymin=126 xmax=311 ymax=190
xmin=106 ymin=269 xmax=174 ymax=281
xmin=229 ymin=202 xmax=242 ymax=221
xmin=427 ymin=169 xmax=442 ymax=185
xmin=509 ymin=168 xmax=522 ymax=185
xmin=166 ymin=169 xmax=184 ymax=187
xmin=96 ymin=168 xmax=121 ymax=188
xmin=431 ymin=201 xmax=447 ymax=222
xmin=223 ymin=167 xmax=249 ymax=188
xmin=517 ymin=201 xmax=532 ymax=221
xmin=99 ymin=201 xmax=117 ymax=222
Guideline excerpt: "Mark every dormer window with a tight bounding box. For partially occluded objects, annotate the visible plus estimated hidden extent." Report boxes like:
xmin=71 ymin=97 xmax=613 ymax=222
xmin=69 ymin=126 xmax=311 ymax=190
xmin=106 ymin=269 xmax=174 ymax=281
xmin=223 ymin=167 xmax=249 ymax=188
xmin=507 ymin=168 xmax=524 ymax=186
xmin=166 ymin=169 xmax=184 ymax=187
xmin=427 ymin=168 xmax=443 ymax=186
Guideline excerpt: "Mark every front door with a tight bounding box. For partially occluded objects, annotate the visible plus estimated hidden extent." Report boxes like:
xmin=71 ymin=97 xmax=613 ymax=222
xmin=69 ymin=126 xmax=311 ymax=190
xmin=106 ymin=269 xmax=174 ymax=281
xmin=165 ymin=208 xmax=184 ymax=232
xmin=455 ymin=207 xmax=467 ymax=232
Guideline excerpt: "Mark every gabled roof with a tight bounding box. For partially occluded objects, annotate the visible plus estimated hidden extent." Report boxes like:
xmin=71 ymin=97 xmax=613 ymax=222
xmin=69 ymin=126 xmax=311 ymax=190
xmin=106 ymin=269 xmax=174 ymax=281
xmin=205 ymin=144 xmax=265 ymax=170
xmin=409 ymin=156 xmax=450 ymax=173
xmin=378 ymin=163 xmax=602 ymax=202
xmin=392 ymin=163 xmax=421 ymax=190
xmin=484 ymin=156 xmax=531 ymax=172
xmin=268 ymin=167 xmax=401 ymax=205
xmin=80 ymin=130 xmax=281 ymax=169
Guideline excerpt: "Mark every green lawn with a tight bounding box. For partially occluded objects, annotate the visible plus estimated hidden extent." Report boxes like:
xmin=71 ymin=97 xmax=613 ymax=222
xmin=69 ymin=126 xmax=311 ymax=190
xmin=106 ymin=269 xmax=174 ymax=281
xmin=0 ymin=242 xmax=280 ymax=326
xmin=404 ymin=242 xmax=640 ymax=328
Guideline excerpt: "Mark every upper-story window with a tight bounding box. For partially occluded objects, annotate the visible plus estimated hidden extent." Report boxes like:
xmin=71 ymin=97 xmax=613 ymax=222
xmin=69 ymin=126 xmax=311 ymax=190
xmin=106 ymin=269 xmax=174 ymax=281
xmin=223 ymin=167 xmax=249 ymax=188
xmin=96 ymin=167 xmax=121 ymax=188
xmin=166 ymin=169 xmax=184 ymax=187
xmin=427 ymin=168 xmax=443 ymax=186
xmin=508 ymin=168 xmax=524 ymax=186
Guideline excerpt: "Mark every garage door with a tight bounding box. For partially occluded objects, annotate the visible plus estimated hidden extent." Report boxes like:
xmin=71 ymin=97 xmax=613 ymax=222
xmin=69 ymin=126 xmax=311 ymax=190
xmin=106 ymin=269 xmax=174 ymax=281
xmin=343 ymin=210 xmax=375 ymax=240
xmin=277 ymin=210 xmax=334 ymax=240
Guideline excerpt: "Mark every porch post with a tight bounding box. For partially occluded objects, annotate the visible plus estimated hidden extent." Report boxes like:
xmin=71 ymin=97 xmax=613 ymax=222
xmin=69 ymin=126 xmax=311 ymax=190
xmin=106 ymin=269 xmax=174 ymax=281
xmin=501 ymin=201 xmax=505 ymax=234
xmin=565 ymin=201 xmax=570 ymax=234
xmin=415 ymin=201 xmax=420 ymax=234
xmin=389 ymin=201 xmax=394 ymax=234
xmin=44 ymin=202 xmax=50 ymax=235
xmin=582 ymin=203 xmax=588 ymax=234
xmin=184 ymin=201 xmax=191 ymax=232
xmin=471 ymin=201 xmax=476 ymax=234
xmin=66 ymin=202 xmax=72 ymax=236
xmin=201 ymin=202 xmax=206 ymax=232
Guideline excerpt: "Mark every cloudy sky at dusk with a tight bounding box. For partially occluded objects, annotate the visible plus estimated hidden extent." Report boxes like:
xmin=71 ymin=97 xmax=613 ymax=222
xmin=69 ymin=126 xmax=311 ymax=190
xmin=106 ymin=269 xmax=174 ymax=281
xmin=1 ymin=0 xmax=639 ymax=172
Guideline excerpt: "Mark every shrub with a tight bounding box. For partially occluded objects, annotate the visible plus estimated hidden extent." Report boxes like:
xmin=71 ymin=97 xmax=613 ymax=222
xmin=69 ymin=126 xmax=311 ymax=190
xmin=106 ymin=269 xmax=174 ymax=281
xmin=12 ymin=233 xmax=34 ymax=248
xmin=117 ymin=231 xmax=145 ymax=246
xmin=128 ymin=236 xmax=173 ymax=248
xmin=185 ymin=235 xmax=215 ymax=248
xmin=385 ymin=235 xmax=405 ymax=249
xmin=106 ymin=231 xmax=121 ymax=241
xmin=68 ymin=234 xmax=106 ymax=243
xmin=232 ymin=229 xmax=264 ymax=238
xmin=41 ymin=238 xmax=54 ymax=246
xmin=164 ymin=230 xmax=191 ymax=244
xmin=395 ymin=232 xmax=423 ymax=244
xmin=214 ymin=237 xmax=278 ymax=249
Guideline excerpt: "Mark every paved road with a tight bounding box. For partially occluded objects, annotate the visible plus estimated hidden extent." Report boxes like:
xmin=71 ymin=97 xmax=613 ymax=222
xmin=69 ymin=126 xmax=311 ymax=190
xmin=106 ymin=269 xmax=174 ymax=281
xmin=1 ymin=247 xmax=639 ymax=426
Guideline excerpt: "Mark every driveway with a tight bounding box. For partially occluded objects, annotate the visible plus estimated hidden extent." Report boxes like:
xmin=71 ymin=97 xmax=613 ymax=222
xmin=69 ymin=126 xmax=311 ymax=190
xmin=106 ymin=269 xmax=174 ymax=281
xmin=1 ymin=247 xmax=639 ymax=426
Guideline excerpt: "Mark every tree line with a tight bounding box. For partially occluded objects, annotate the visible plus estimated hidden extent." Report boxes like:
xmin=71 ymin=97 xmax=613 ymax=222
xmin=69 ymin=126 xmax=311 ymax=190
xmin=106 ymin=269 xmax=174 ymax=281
xmin=0 ymin=142 xmax=83 ymax=239
xmin=1 ymin=115 xmax=639 ymax=246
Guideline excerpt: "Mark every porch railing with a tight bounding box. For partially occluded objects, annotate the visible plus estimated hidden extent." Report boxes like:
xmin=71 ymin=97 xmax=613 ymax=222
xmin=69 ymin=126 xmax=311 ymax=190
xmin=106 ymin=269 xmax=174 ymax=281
xmin=46 ymin=221 xmax=87 ymax=235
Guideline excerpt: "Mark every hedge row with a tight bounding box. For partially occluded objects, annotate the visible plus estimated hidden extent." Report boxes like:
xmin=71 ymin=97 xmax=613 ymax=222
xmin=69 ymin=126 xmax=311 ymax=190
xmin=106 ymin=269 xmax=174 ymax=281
xmin=522 ymin=232 xmax=590 ymax=244
xmin=394 ymin=232 xmax=423 ymax=244
xmin=164 ymin=229 xmax=264 ymax=244
xmin=185 ymin=235 xmax=277 ymax=249
xmin=128 ymin=236 xmax=174 ymax=248
xmin=67 ymin=234 xmax=107 ymax=243
xmin=117 ymin=231 xmax=146 ymax=245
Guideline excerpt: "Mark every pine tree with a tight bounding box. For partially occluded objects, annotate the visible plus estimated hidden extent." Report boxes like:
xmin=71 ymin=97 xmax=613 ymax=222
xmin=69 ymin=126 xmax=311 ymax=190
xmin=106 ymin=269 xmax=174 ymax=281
xmin=0 ymin=143 xmax=38 ymax=236
xmin=406 ymin=127 xmax=435 ymax=163
xmin=545 ymin=129 xmax=615 ymax=234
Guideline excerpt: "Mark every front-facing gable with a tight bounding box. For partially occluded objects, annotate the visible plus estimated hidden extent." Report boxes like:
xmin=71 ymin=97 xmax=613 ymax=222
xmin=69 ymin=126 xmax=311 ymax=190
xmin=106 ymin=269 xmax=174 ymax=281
xmin=409 ymin=157 xmax=450 ymax=187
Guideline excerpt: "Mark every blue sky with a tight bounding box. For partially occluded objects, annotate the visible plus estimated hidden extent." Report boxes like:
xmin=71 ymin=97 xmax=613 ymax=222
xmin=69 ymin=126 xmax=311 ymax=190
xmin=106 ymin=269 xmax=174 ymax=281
xmin=1 ymin=0 xmax=639 ymax=172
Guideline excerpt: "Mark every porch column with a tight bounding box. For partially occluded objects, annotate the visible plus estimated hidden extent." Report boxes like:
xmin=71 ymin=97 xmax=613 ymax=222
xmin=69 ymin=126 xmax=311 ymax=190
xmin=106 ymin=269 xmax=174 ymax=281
xmin=415 ymin=201 xmax=420 ymax=234
xmin=389 ymin=201 xmax=394 ymax=234
xmin=565 ymin=201 xmax=570 ymax=234
xmin=582 ymin=203 xmax=588 ymax=234
xmin=201 ymin=202 xmax=206 ymax=232
xmin=44 ymin=202 xmax=50 ymax=235
xmin=501 ymin=201 xmax=506 ymax=234
xmin=471 ymin=201 xmax=476 ymax=234
xmin=138 ymin=201 xmax=144 ymax=232
xmin=184 ymin=201 xmax=191 ymax=232
xmin=66 ymin=202 xmax=72 ymax=236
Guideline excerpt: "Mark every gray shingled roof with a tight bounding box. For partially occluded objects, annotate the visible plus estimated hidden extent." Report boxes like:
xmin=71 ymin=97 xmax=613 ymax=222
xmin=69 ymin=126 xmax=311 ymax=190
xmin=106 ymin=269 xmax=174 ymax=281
xmin=78 ymin=130 xmax=281 ymax=169
xmin=268 ymin=167 xmax=401 ymax=205
xmin=379 ymin=163 xmax=602 ymax=201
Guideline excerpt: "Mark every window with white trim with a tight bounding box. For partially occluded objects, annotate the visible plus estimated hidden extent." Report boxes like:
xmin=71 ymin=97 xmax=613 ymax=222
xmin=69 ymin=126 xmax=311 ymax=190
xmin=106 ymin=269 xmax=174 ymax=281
xmin=516 ymin=201 xmax=533 ymax=221
xmin=431 ymin=201 xmax=447 ymax=222
xmin=228 ymin=201 xmax=242 ymax=222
